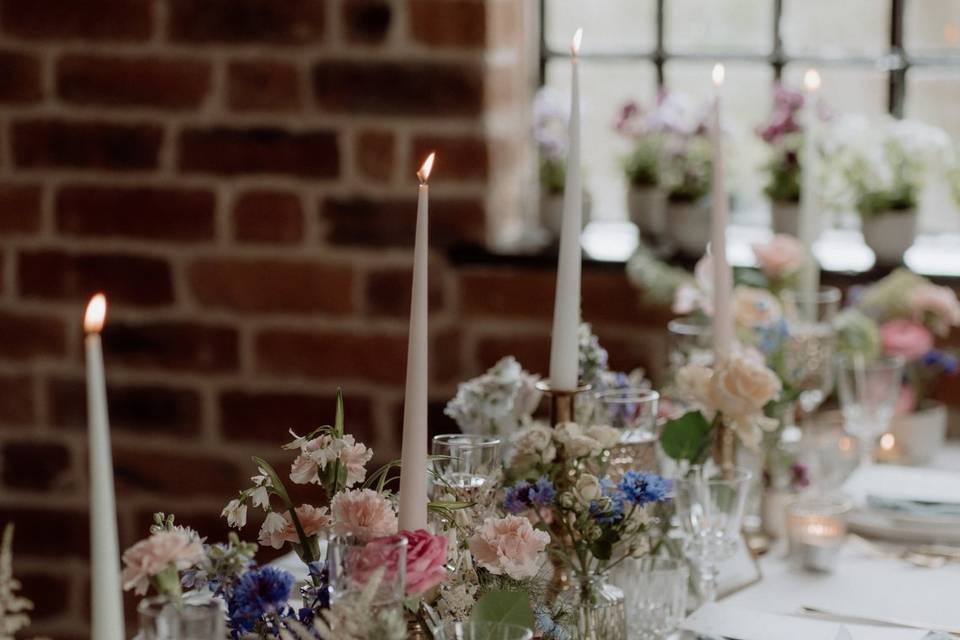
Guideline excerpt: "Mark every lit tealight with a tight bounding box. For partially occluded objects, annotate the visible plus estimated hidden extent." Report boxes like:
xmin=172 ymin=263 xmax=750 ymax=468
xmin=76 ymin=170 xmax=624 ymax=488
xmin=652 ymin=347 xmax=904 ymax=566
xmin=803 ymin=68 xmax=821 ymax=92
xmin=712 ymin=63 xmax=725 ymax=87
xmin=880 ymin=433 xmax=896 ymax=451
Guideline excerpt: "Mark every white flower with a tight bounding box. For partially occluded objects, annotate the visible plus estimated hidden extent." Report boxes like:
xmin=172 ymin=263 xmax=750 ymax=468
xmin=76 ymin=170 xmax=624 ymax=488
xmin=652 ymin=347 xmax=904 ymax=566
xmin=221 ymin=499 xmax=247 ymax=529
xmin=444 ymin=356 xmax=542 ymax=438
xmin=585 ymin=424 xmax=621 ymax=449
xmin=508 ymin=422 xmax=556 ymax=467
xmin=257 ymin=512 xmax=289 ymax=549
xmin=554 ymin=422 xmax=602 ymax=458
xmin=289 ymin=434 xmax=346 ymax=485
xmin=250 ymin=486 xmax=270 ymax=511
xmin=574 ymin=474 xmax=602 ymax=505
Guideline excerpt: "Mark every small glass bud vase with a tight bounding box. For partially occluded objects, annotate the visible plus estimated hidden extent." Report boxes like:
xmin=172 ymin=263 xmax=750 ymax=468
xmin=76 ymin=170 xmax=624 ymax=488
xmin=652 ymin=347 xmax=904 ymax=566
xmin=561 ymin=572 xmax=626 ymax=640
xmin=137 ymin=596 xmax=223 ymax=640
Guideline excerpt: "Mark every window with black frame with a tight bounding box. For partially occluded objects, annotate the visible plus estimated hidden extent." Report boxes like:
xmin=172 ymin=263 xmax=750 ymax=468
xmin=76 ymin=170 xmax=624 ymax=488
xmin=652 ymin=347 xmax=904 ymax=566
xmin=539 ymin=0 xmax=960 ymax=274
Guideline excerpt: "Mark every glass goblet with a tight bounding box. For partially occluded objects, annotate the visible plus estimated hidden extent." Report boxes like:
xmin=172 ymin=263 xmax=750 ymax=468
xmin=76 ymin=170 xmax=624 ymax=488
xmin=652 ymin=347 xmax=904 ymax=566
xmin=835 ymin=354 xmax=905 ymax=466
xmin=431 ymin=434 xmax=501 ymax=504
xmin=592 ymin=388 xmax=660 ymax=475
xmin=439 ymin=621 xmax=534 ymax=640
xmin=327 ymin=535 xmax=407 ymax=607
xmin=780 ymin=286 xmax=842 ymax=415
xmin=667 ymin=317 xmax=714 ymax=380
xmin=610 ymin=557 xmax=688 ymax=640
xmin=673 ymin=466 xmax=753 ymax=604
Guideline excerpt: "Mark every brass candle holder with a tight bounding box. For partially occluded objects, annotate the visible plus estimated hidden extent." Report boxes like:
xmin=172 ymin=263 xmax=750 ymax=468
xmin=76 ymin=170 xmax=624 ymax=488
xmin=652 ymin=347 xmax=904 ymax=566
xmin=536 ymin=380 xmax=592 ymax=427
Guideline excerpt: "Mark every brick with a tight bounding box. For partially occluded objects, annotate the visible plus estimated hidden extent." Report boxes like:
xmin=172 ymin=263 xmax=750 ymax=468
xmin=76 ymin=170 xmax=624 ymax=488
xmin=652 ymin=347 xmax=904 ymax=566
xmin=233 ymin=190 xmax=304 ymax=244
xmin=313 ymin=60 xmax=483 ymax=116
xmin=433 ymin=327 xmax=462 ymax=385
xmin=19 ymin=573 xmax=70 ymax=621
xmin=57 ymin=55 xmax=210 ymax=110
xmin=389 ymin=399 xmax=458 ymax=457
xmin=18 ymin=250 xmax=174 ymax=307
xmin=0 ymin=507 xmax=88 ymax=558
xmin=355 ymin=130 xmax=394 ymax=182
xmin=169 ymin=0 xmax=325 ymax=44
xmin=408 ymin=0 xmax=486 ymax=48
xmin=227 ymin=60 xmax=302 ymax=112
xmin=343 ymin=0 xmax=392 ymax=44
xmin=219 ymin=390 xmax=374 ymax=444
xmin=322 ymin=196 xmax=485 ymax=248
xmin=0 ymin=50 xmax=41 ymax=103
xmin=476 ymin=333 xmax=550 ymax=374
xmin=411 ymin=135 xmax=488 ymax=181
xmin=48 ymin=378 xmax=202 ymax=436
xmin=12 ymin=119 xmax=161 ymax=171
xmin=255 ymin=329 xmax=407 ymax=384
xmin=56 ymin=185 xmax=215 ymax=242
xmin=581 ymin=271 xmax=675 ymax=327
xmin=459 ymin=268 xmax=554 ymax=319
xmin=0 ymin=373 xmax=34 ymax=425
xmin=0 ymin=0 xmax=151 ymax=40
xmin=364 ymin=265 xmax=444 ymax=317
xmin=0 ymin=184 xmax=42 ymax=234
xmin=113 ymin=448 xmax=242 ymax=497
xmin=188 ymin=258 xmax=356 ymax=314
xmin=2 ymin=441 xmax=71 ymax=491
xmin=179 ymin=127 xmax=339 ymax=177
xmin=103 ymin=321 xmax=239 ymax=373
xmin=0 ymin=311 xmax=66 ymax=360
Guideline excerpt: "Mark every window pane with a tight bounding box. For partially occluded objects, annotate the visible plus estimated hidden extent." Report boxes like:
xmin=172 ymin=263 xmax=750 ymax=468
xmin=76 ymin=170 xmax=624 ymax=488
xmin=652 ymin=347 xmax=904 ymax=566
xmin=782 ymin=65 xmax=888 ymax=116
xmin=782 ymin=0 xmax=890 ymax=56
xmin=905 ymin=0 xmax=960 ymax=55
xmin=545 ymin=0 xmax=656 ymax=54
xmin=905 ymin=67 xmax=960 ymax=139
xmin=545 ymin=59 xmax=657 ymax=220
xmin=665 ymin=0 xmax=773 ymax=54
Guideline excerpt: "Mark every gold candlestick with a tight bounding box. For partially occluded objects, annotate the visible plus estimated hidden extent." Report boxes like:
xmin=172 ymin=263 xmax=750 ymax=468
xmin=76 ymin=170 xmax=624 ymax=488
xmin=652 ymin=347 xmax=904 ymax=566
xmin=536 ymin=380 xmax=592 ymax=427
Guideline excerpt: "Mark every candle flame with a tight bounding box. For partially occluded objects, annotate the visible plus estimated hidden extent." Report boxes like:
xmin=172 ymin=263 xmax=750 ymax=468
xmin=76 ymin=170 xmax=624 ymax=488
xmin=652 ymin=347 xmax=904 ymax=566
xmin=880 ymin=433 xmax=896 ymax=451
xmin=712 ymin=63 xmax=725 ymax=87
xmin=417 ymin=152 xmax=435 ymax=184
xmin=84 ymin=293 xmax=107 ymax=334
xmin=571 ymin=28 xmax=583 ymax=56
xmin=804 ymin=68 xmax=821 ymax=92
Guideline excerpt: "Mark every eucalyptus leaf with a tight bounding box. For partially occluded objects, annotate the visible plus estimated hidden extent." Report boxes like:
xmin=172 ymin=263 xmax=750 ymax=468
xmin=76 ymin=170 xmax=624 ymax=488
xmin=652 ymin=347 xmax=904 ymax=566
xmin=470 ymin=590 xmax=536 ymax=631
xmin=660 ymin=410 xmax=713 ymax=463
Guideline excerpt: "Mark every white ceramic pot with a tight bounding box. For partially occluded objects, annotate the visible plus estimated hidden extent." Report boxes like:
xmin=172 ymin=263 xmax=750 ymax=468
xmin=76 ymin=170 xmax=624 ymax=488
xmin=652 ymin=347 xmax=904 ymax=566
xmin=890 ymin=400 xmax=948 ymax=465
xmin=665 ymin=199 xmax=710 ymax=256
xmin=770 ymin=201 xmax=800 ymax=237
xmin=540 ymin=191 xmax=591 ymax=238
xmin=627 ymin=185 xmax=667 ymax=241
xmin=861 ymin=209 xmax=917 ymax=265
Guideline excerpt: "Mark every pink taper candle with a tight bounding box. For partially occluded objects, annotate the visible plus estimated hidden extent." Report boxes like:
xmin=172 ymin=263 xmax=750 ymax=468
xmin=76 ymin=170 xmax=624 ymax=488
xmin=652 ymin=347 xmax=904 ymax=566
xmin=84 ymin=294 xmax=125 ymax=640
xmin=710 ymin=64 xmax=734 ymax=361
xmin=398 ymin=152 xmax=434 ymax=532
xmin=548 ymin=28 xmax=583 ymax=391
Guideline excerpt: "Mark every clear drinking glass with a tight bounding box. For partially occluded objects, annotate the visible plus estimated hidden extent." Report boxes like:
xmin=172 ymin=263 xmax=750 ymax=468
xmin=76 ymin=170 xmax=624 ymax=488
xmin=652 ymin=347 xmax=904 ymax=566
xmin=137 ymin=596 xmax=223 ymax=639
xmin=667 ymin=317 xmax=713 ymax=381
xmin=439 ymin=621 xmax=534 ymax=640
xmin=673 ymin=467 xmax=753 ymax=603
xmin=327 ymin=535 xmax=407 ymax=606
xmin=610 ymin=557 xmax=688 ymax=640
xmin=593 ymin=388 xmax=660 ymax=475
xmin=836 ymin=354 xmax=905 ymax=465
xmin=780 ymin=286 xmax=842 ymax=415
xmin=431 ymin=434 xmax=501 ymax=503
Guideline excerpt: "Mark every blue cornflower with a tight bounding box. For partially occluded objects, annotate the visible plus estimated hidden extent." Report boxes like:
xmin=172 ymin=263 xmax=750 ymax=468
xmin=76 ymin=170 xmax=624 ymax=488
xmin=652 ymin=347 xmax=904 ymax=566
xmin=529 ymin=477 xmax=556 ymax=507
xmin=504 ymin=480 xmax=533 ymax=514
xmin=618 ymin=471 xmax=672 ymax=506
xmin=922 ymin=349 xmax=959 ymax=375
xmin=227 ymin=566 xmax=294 ymax=636
xmin=535 ymin=607 xmax=572 ymax=640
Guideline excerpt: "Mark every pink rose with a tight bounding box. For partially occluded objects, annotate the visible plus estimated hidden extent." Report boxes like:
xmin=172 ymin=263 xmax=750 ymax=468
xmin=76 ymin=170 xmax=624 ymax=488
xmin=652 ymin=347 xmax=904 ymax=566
xmin=909 ymin=284 xmax=960 ymax=336
xmin=121 ymin=529 xmax=204 ymax=595
xmin=352 ymin=529 xmax=448 ymax=596
xmin=752 ymin=234 xmax=805 ymax=280
xmin=879 ymin=320 xmax=934 ymax=362
xmin=468 ymin=515 xmax=550 ymax=581
xmin=331 ymin=489 xmax=398 ymax=541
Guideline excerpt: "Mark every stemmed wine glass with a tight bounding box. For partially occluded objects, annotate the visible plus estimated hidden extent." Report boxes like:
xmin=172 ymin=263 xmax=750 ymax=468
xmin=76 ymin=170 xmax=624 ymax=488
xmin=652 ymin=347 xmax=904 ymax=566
xmin=835 ymin=354 xmax=905 ymax=467
xmin=780 ymin=286 xmax=842 ymax=416
xmin=431 ymin=434 xmax=501 ymax=504
xmin=672 ymin=467 xmax=753 ymax=604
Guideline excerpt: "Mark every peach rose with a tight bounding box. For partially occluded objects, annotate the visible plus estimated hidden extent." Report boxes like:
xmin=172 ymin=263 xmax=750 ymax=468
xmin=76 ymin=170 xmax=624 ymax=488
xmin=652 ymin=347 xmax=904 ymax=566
xmin=331 ymin=489 xmax=398 ymax=541
xmin=468 ymin=515 xmax=550 ymax=581
xmin=733 ymin=286 xmax=782 ymax=329
xmin=909 ymin=284 xmax=960 ymax=336
xmin=879 ymin=320 xmax=934 ymax=362
xmin=752 ymin=234 xmax=806 ymax=279
xmin=121 ymin=529 xmax=204 ymax=595
xmin=709 ymin=354 xmax=781 ymax=448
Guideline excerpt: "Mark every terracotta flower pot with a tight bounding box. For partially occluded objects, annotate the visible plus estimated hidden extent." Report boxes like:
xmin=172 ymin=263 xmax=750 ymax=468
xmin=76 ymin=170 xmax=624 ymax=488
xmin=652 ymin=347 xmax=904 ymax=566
xmin=770 ymin=200 xmax=800 ymax=237
xmin=627 ymin=185 xmax=667 ymax=242
xmin=861 ymin=209 xmax=917 ymax=265
xmin=890 ymin=400 xmax=948 ymax=465
xmin=665 ymin=199 xmax=710 ymax=256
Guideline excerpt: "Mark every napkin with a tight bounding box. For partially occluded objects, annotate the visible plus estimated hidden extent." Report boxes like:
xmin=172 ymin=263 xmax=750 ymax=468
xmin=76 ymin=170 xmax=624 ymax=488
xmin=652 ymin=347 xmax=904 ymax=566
xmin=845 ymin=465 xmax=960 ymax=512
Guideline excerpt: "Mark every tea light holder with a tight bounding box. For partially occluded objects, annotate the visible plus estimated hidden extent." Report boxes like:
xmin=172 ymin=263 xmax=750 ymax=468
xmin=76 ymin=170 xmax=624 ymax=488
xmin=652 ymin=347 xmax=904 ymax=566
xmin=786 ymin=496 xmax=852 ymax=572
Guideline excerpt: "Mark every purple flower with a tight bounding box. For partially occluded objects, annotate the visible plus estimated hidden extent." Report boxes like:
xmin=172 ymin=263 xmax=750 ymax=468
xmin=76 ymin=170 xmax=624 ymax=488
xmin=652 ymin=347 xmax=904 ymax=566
xmin=529 ymin=477 xmax=556 ymax=507
xmin=504 ymin=480 xmax=533 ymax=514
xmin=227 ymin=566 xmax=294 ymax=636
xmin=922 ymin=350 xmax=959 ymax=375
xmin=618 ymin=471 xmax=671 ymax=506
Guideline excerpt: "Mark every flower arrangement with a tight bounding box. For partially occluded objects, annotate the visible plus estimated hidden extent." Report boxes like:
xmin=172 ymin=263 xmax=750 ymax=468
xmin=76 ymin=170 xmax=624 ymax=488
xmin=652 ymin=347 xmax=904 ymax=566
xmin=749 ymin=234 xmax=807 ymax=294
xmin=0 ymin=525 xmax=39 ymax=640
xmin=756 ymin=83 xmax=806 ymax=204
xmin=822 ymin=114 xmax=952 ymax=218
xmin=444 ymin=356 xmax=542 ymax=438
xmin=534 ymin=86 xmax=570 ymax=195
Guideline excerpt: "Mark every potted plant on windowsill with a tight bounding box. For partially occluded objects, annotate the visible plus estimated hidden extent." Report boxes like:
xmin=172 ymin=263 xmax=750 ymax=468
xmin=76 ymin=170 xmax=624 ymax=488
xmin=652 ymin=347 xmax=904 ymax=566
xmin=662 ymin=133 xmax=712 ymax=256
xmin=757 ymin=83 xmax=807 ymax=237
xmin=613 ymin=100 xmax=667 ymax=242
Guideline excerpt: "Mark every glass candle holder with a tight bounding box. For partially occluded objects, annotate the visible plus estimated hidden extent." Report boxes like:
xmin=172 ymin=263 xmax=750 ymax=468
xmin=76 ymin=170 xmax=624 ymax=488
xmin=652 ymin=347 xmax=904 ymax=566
xmin=592 ymin=388 xmax=660 ymax=476
xmin=431 ymin=434 xmax=501 ymax=503
xmin=786 ymin=496 xmax=852 ymax=573
xmin=327 ymin=535 xmax=407 ymax=606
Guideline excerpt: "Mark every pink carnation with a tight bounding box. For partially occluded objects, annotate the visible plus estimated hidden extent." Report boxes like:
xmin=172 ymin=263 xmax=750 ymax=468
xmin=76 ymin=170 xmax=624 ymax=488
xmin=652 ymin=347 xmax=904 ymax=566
xmin=121 ymin=529 xmax=204 ymax=595
xmin=909 ymin=284 xmax=960 ymax=336
xmin=331 ymin=489 xmax=398 ymax=541
xmin=752 ymin=234 xmax=805 ymax=280
xmin=468 ymin=515 xmax=550 ymax=581
xmin=879 ymin=319 xmax=934 ymax=362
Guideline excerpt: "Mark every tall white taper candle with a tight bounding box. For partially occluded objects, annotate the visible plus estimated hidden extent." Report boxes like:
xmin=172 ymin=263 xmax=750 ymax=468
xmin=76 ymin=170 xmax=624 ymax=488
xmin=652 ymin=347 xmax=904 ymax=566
xmin=548 ymin=28 xmax=584 ymax=391
xmin=710 ymin=64 xmax=734 ymax=361
xmin=799 ymin=69 xmax=822 ymax=320
xmin=84 ymin=294 xmax=125 ymax=640
xmin=398 ymin=152 xmax=434 ymax=532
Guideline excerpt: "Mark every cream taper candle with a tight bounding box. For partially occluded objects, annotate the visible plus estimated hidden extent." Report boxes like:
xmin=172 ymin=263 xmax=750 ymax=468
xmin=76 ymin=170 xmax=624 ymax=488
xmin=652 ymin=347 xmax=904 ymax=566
xmin=85 ymin=294 xmax=125 ymax=640
xmin=548 ymin=28 xmax=583 ymax=391
xmin=710 ymin=63 xmax=734 ymax=360
xmin=398 ymin=152 xmax=434 ymax=532
xmin=799 ymin=69 xmax=822 ymax=320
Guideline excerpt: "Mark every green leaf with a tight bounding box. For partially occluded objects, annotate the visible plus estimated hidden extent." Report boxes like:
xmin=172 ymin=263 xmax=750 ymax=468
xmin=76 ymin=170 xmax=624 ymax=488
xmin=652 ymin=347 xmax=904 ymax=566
xmin=334 ymin=387 xmax=344 ymax=437
xmin=471 ymin=590 xmax=536 ymax=631
xmin=660 ymin=410 xmax=713 ymax=462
